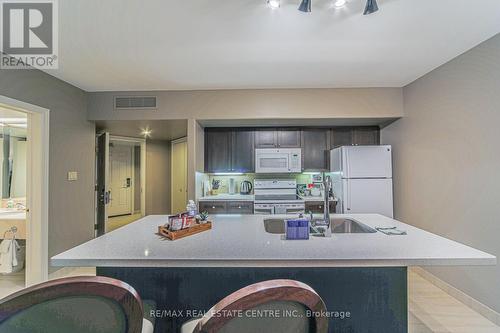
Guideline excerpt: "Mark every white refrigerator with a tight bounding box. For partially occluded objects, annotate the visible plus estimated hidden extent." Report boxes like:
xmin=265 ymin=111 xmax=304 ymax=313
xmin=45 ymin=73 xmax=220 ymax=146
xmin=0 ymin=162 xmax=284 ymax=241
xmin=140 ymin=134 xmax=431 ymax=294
xmin=330 ymin=145 xmax=394 ymax=218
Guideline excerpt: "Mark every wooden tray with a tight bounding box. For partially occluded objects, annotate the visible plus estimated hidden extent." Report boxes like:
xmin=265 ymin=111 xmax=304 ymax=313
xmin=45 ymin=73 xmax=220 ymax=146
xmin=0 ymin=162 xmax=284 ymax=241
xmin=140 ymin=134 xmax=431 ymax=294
xmin=158 ymin=222 xmax=212 ymax=240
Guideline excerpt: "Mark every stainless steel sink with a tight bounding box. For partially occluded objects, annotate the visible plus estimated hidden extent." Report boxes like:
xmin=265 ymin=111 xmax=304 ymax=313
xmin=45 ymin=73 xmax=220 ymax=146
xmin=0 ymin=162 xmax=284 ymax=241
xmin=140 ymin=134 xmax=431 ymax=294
xmin=263 ymin=218 xmax=377 ymax=235
xmin=263 ymin=219 xmax=287 ymax=234
xmin=329 ymin=218 xmax=377 ymax=234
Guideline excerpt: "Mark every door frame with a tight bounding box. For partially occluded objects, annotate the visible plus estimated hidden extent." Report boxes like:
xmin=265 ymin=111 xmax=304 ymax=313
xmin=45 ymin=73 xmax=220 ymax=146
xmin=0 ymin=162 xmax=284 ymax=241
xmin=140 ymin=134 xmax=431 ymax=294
xmin=171 ymin=137 xmax=188 ymax=213
xmin=0 ymin=95 xmax=50 ymax=286
xmin=108 ymin=135 xmax=146 ymax=218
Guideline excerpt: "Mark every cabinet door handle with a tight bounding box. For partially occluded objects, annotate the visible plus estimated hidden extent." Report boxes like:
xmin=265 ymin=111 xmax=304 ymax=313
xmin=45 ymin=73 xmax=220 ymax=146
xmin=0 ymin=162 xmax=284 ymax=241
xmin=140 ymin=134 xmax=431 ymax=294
xmin=212 ymin=206 xmax=216 ymax=209
xmin=238 ymin=206 xmax=242 ymax=209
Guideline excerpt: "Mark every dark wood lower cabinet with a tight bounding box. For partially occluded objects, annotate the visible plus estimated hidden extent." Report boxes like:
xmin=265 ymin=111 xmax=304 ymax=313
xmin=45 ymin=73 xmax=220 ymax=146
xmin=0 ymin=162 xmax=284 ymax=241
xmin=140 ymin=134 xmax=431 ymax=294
xmin=199 ymin=201 xmax=254 ymax=215
xmin=305 ymin=201 xmax=337 ymax=214
xmin=198 ymin=201 xmax=227 ymax=214
xmin=226 ymin=201 xmax=254 ymax=214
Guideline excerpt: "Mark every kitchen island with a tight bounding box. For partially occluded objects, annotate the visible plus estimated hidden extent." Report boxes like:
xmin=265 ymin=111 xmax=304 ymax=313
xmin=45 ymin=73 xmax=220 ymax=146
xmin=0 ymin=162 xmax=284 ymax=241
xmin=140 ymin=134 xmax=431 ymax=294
xmin=52 ymin=214 xmax=495 ymax=332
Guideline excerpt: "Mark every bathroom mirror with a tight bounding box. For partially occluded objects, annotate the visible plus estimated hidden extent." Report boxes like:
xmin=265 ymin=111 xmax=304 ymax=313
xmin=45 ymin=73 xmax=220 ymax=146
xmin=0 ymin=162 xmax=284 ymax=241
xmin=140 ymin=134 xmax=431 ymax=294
xmin=0 ymin=125 xmax=27 ymax=199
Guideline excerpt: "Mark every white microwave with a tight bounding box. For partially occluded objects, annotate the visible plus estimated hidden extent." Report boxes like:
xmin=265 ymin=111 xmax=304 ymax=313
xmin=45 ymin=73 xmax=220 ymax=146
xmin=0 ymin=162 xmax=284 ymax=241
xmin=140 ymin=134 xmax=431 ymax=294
xmin=255 ymin=148 xmax=302 ymax=173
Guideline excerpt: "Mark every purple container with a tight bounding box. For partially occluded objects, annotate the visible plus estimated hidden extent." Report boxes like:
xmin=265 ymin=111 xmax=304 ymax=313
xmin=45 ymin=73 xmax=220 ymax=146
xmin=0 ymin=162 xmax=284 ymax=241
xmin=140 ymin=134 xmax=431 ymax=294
xmin=285 ymin=219 xmax=309 ymax=240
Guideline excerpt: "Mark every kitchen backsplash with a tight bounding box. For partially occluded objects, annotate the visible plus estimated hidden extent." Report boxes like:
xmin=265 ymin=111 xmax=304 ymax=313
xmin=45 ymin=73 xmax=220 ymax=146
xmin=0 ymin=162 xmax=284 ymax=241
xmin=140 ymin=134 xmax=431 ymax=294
xmin=201 ymin=173 xmax=323 ymax=196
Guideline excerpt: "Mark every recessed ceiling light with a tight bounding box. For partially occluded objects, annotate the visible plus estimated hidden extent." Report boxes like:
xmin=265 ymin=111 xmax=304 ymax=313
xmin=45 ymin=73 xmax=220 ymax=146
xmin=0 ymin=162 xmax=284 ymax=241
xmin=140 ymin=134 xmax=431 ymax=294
xmin=141 ymin=128 xmax=152 ymax=138
xmin=333 ymin=0 xmax=347 ymax=8
xmin=267 ymin=0 xmax=280 ymax=9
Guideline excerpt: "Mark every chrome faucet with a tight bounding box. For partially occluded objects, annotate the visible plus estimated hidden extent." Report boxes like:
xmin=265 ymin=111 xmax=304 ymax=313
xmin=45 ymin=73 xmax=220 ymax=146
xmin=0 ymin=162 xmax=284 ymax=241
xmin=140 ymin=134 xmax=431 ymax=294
xmin=323 ymin=174 xmax=332 ymax=237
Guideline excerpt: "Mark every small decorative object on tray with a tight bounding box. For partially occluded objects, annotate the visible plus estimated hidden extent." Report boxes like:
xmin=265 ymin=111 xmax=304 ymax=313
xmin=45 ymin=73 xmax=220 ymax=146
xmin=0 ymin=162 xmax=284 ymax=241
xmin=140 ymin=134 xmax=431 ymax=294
xmin=158 ymin=212 xmax=212 ymax=240
xmin=197 ymin=211 xmax=209 ymax=224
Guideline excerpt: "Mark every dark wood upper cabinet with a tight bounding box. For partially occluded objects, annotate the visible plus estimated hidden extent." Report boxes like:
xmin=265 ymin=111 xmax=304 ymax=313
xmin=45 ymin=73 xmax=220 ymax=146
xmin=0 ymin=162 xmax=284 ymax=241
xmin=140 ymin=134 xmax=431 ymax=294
xmin=277 ymin=129 xmax=301 ymax=148
xmin=254 ymin=130 xmax=277 ymax=148
xmin=302 ymin=128 xmax=330 ymax=171
xmin=231 ymin=130 xmax=255 ymax=173
xmin=353 ymin=127 xmax=380 ymax=145
xmin=331 ymin=127 xmax=354 ymax=148
xmin=205 ymin=129 xmax=255 ymax=173
xmin=255 ymin=128 xmax=301 ymax=148
xmin=205 ymin=129 xmax=231 ymax=173
xmin=206 ymin=126 xmax=379 ymax=173
xmin=331 ymin=127 xmax=380 ymax=147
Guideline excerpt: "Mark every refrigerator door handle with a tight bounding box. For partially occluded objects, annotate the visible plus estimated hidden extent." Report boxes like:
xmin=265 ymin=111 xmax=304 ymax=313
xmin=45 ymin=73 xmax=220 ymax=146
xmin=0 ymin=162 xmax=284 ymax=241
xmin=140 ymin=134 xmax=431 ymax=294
xmin=347 ymin=180 xmax=351 ymax=211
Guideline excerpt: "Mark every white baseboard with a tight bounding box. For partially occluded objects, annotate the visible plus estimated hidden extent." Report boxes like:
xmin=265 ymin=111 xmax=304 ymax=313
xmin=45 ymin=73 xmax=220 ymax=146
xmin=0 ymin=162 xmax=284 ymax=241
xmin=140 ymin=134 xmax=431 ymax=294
xmin=412 ymin=267 xmax=500 ymax=326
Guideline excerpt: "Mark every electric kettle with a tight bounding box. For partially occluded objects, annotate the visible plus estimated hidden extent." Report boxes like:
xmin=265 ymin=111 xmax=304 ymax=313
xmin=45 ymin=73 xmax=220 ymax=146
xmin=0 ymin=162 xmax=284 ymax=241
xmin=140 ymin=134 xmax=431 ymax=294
xmin=240 ymin=181 xmax=253 ymax=195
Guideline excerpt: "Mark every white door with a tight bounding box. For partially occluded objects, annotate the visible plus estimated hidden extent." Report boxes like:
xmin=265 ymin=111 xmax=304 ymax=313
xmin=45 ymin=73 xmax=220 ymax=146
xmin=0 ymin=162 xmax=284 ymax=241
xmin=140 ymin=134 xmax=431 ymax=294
xmin=342 ymin=178 xmax=393 ymax=218
xmin=108 ymin=144 xmax=133 ymax=217
xmin=342 ymin=145 xmax=392 ymax=179
xmin=171 ymin=139 xmax=187 ymax=214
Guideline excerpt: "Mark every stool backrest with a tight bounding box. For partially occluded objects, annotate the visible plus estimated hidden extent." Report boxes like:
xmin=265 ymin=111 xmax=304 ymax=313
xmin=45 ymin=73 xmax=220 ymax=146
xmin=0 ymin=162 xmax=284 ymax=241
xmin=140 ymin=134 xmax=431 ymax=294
xmin=0 ymin=276 xmax=143 ymax=333
xmin=193 ymin=279 xmax=328 ymax=333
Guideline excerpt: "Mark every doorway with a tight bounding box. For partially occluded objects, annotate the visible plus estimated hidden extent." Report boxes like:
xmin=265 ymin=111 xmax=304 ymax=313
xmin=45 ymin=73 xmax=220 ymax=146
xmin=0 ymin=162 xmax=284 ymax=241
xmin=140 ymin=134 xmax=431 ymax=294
xmin=0 ymin=95 xmax=49 ymax=292
xmin=171 ymin=138 xmax=188 ymax=214
xmin=95 ymin=135 xmax=146 ymax=235
xmin=108 ymin=143 xmax=133 ymax=217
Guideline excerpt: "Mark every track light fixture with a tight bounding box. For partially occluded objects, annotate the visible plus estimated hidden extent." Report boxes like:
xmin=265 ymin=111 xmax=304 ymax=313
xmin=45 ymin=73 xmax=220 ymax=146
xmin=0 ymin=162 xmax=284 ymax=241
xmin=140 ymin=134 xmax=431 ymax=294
xmin=298 ymin=0 xmax=311 ymax=12
xmin=363 ymin=0 xmax=378 ymax=15
xmin=266 ymin=0 xmax=378 ymax=15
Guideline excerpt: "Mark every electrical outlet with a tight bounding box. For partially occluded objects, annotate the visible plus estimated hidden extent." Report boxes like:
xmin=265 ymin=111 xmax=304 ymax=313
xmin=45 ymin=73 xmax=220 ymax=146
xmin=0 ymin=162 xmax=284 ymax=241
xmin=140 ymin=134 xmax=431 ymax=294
xmin=67 ymin=171 xmax=78 ymax=181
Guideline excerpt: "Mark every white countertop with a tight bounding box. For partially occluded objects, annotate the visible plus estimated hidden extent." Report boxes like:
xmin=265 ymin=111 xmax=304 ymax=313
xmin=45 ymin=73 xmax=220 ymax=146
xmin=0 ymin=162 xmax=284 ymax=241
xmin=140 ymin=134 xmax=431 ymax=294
xmin=51 ymin=214 xmax=496 ymax=268
xmin=198 ymin=194 xmax=254 ymax=201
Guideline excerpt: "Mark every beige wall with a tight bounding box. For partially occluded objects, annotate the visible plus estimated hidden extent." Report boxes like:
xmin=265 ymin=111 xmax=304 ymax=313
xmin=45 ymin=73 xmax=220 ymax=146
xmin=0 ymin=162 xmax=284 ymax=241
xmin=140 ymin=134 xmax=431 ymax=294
xmin=90 ymin=88 xmax=404 ymax=202
xmin=187 ymin=120 xmax=204 ymax=201
xmin=382 ymin=33 xmax=500 ymax=312
xmin=88 ymin=88 xmax=403 ymax=121
xmin=0 ymin=69 xmax=95 ymax=262
xmin=133 ymin=146 xmax=141 ymax=212
xmin=145 ymin=140 xmax=171 ymax=214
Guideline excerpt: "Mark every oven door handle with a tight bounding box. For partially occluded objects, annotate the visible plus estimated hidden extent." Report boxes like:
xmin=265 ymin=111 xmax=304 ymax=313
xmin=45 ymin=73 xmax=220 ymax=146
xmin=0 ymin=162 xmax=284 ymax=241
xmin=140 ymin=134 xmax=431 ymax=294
xmin=254 ymin=206 xmax=275 ymax=215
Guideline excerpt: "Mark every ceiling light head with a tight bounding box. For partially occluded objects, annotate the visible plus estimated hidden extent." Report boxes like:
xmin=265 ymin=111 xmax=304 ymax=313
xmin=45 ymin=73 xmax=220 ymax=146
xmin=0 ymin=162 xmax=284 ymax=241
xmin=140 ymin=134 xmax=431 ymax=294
xmin=298 ymin=0 xmax=311 ymax=12
xmin=141 ymin=128 xmax=152 ymax=138
xmin=333 ymin=0 xmax=347 ymax=8
xmin=267 ymin=0 xmax=280 ymax=9
xmin=363 ymin=0 xmax=378 ymax=15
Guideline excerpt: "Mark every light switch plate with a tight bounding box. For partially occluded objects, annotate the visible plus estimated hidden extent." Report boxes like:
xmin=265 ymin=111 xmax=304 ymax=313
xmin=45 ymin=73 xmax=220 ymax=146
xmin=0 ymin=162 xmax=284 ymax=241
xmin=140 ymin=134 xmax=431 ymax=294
xmin=67 ymin=171 xmax=78 ymax=181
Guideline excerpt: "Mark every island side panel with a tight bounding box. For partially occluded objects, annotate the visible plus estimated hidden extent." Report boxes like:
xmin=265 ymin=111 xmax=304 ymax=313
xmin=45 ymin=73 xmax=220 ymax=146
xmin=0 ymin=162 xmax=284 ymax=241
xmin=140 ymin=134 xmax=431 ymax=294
xmin=97 ymin=266 xmax=407 ymax=333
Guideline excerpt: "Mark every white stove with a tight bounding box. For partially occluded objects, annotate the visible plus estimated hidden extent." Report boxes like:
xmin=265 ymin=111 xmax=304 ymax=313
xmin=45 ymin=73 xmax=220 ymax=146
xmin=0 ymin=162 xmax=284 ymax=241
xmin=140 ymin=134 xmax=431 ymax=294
xmin=253 ymin=179 xmax=305 ymax=215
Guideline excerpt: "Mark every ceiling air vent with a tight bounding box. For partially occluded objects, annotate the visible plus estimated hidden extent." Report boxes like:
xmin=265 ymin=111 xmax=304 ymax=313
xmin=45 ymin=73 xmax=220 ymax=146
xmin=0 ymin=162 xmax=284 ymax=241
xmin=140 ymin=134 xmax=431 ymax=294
xmin=114 ymin=96 xmax=157 ymax=110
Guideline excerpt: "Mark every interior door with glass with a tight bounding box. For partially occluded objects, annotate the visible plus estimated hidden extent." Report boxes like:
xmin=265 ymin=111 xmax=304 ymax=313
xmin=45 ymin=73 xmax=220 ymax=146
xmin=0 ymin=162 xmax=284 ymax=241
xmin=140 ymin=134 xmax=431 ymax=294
xmin=95 ymin=132 xmax=109 ymax=236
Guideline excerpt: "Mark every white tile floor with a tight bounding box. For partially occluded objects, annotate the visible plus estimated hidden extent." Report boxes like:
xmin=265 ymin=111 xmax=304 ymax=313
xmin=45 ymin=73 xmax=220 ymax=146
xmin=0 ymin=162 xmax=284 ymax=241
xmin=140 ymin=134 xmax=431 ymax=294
xmin=1 ymin=267 xmax=499 ymax=332
xmin=0 ymin=271 xmax=25 ymax=299
xmin=408 ymin=269 xmax=500 ymax=333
